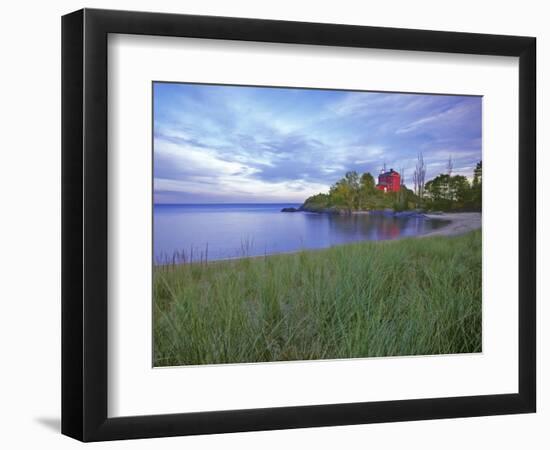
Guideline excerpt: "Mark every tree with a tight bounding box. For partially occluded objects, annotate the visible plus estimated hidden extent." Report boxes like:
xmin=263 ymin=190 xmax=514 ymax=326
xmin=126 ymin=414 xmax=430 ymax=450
xmin=358 ymin=172 xmax=376 ymax=210
xmin=329 ymin=180 xmax=351 ymax=208
xmin=344 ymin=171 xmax=361 ymax=209
xmin=446 ymin=155 xmax=454 ymax=200
xmin=360 ymin=172 xmax=375 ymax=192
xmin=329 ymin=171 xmax=360 ymax=209
xmin=425 ymin=174 xmax=471 ymax=210
xmin=413 ymin=152 xmax=426 ymax=200
xmin=449 ymin=175 xmax=470 ymax=203
xmin=447 ymin=155 xmax=454 ymax=177
xmin=301 ymin=193 xmax=330 ymax=211
xmin=425 ymin=174 xmax=449 ymax=202
xmin=471 ymin=161 xmax=482 ymax=210
xmin=473 ymin=161 xmax=482 ymax=187
xmin=301 ymin=160 xmax=482 ymax=213
xmin=344 ymin=171 xmax=360 ymax=190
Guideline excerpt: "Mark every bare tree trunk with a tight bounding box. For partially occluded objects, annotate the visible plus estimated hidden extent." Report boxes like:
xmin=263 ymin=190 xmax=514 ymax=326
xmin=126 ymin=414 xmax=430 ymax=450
xmin=446 ymin=155 xmax=453 ymax=200
xmin=415 ymin=152 xmax=426 ymax=200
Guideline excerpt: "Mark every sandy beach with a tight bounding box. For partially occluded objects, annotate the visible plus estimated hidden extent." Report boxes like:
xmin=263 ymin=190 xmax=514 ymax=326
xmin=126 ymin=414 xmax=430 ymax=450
xmin=422 ymin=212 xmax=481 ymax=237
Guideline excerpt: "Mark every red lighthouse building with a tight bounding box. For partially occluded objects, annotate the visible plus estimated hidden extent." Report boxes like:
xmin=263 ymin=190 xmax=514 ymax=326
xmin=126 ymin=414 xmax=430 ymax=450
xmin=376 ymin=168 xmax=401 ymax=193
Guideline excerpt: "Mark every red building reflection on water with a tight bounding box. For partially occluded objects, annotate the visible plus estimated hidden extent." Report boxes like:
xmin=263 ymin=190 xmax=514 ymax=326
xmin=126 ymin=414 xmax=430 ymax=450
xmin=380 ymin=220 xmax=400 ymax=239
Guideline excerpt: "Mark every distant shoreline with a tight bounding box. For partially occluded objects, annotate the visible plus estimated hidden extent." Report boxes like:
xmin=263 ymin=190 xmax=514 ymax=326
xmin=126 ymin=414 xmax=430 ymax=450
xmin=420 ymin=212 xmax=481 ymax=237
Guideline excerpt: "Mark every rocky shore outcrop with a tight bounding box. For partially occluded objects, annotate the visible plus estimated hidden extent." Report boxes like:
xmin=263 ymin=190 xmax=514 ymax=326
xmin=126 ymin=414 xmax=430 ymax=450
xmin=282 ymin=204 xmax=426 ymax=217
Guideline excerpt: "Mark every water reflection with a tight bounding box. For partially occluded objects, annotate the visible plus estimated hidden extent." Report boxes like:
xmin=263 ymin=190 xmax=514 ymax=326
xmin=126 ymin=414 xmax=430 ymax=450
xmin=154 ymin=204 xmax=448 ymax=264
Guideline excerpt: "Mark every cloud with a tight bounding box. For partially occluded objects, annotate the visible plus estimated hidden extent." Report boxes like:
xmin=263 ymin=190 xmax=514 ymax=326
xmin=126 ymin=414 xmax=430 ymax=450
xmin=153 ymin=83 xmax=482 ymax=203
xmin=395 ymin=101 xmax=479 ymax=135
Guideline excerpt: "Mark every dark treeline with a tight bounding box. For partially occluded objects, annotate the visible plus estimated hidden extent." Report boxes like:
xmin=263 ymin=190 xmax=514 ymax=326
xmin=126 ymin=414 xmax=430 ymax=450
xmin=424 ymin=161 xmax=482 ymax=211
xmin=302 ymin=161 xmax=482 ymax=213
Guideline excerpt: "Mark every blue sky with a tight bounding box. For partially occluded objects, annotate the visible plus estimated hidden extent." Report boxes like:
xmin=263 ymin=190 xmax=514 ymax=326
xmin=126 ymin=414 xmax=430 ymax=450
xmin=153 ymin=82 xmax=482 ymax=204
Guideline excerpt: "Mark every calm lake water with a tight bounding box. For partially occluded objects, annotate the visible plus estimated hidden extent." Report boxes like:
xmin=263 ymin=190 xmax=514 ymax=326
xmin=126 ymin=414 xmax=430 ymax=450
xmin=153 ymin=203 xmax=448 ymax=264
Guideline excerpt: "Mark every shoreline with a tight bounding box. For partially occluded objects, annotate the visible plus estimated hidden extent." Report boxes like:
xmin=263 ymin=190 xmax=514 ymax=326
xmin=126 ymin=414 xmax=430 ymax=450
xmin=154 ymin=227 xmax=482 ymax=365
xmin=155 ymin=212 xmax=481 ymax=267
xmin=420 ymin=212 xmax=481 ymax=238
xmin=296 ymin=208 xmax=481 ymax=238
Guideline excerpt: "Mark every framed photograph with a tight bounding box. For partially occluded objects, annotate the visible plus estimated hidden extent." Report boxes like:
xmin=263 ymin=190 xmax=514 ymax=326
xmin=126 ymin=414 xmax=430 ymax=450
xmin=61 ymin=8 xmax=536 ymax=441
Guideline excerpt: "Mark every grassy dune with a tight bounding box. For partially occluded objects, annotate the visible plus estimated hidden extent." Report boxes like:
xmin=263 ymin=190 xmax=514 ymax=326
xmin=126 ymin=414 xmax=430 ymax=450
xmin=153 ymin=230 xmax=481 ymax=366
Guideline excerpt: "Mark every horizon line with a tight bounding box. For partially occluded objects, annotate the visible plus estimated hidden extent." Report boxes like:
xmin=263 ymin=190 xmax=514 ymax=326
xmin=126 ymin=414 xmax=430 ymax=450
xmin=154 ymin=201 xmax=303 ymax=205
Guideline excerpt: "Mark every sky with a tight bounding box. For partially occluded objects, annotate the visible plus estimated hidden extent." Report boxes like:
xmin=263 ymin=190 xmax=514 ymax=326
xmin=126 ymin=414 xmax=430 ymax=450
xmin=153 ymin=82 xmax=482 ymax=204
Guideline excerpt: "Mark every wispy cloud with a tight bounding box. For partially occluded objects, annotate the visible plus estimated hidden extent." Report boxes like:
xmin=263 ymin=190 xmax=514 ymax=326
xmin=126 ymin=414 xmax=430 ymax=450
xmin=153 ymin=83 xmax=482 ymax=203
xmin=396 ymin=101 xmax=479 ymax=135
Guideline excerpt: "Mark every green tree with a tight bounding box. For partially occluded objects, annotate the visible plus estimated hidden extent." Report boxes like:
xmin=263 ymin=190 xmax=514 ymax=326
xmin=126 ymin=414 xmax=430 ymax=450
xmin=358 ymin=172 xmax=376 ymax=209
xmin=450 ymin=175 xmax=470 ymax=204
xmin=425 ymin=174 xmax=449 ymax=202
xmin=329 ymin=171 xmax=360 ymax=209
xmin=473 ymin=161 xmax=482 ymax=187
xmin=301 ymin=193 xmax=330 ymax=211
xmin=360 ymin=172 xmax=375 ymax=192
xmin=302 ymin=162 xmax=482 ymax=213
xmin=471 ymin=161 xmax=482 ymax=210
xmin=425 ymin=174 xmax=471 ymax=210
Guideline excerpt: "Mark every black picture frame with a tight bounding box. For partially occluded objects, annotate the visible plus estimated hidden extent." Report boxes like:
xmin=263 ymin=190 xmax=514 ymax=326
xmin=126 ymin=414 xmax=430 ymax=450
xmin=61 ymin=8 xmax=536 ymax=442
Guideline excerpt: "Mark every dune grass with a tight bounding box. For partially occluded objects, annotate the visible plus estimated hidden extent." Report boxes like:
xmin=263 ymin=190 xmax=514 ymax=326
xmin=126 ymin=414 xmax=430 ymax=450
xmin=153 ymin=230 xmax=481 ymax=366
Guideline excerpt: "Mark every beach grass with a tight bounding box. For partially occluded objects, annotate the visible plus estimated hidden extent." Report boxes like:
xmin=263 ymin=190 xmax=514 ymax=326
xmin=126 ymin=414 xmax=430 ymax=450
xmin=153 ymin=230 xmax=481 ymax=366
